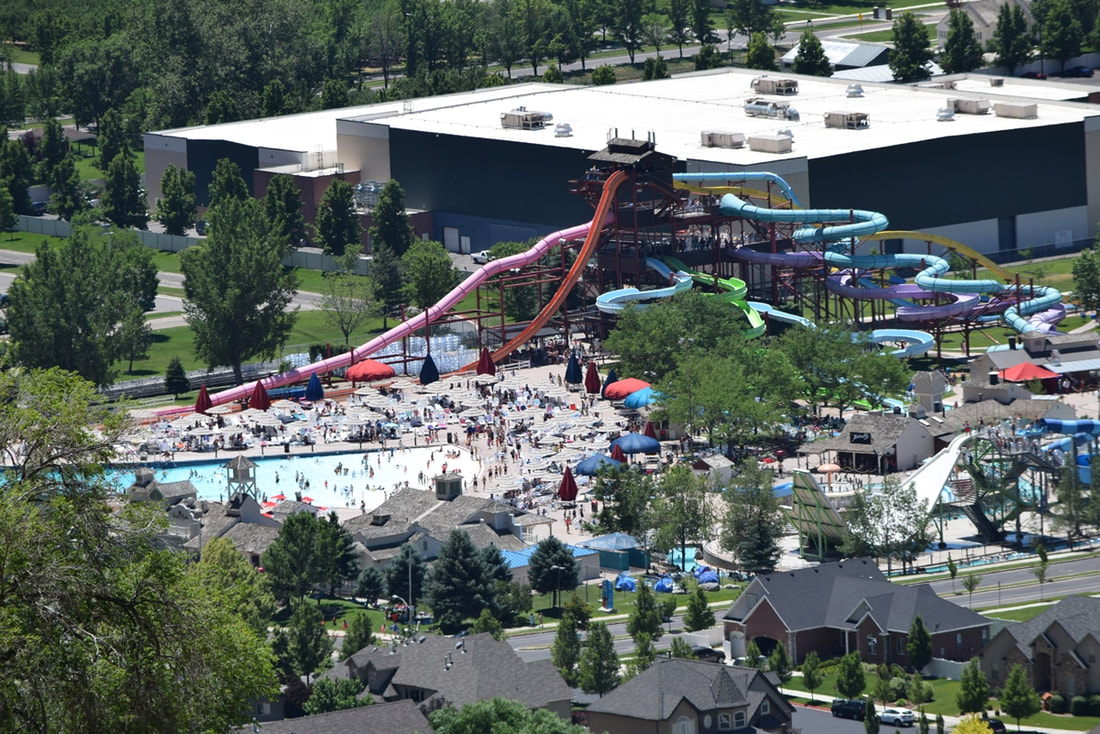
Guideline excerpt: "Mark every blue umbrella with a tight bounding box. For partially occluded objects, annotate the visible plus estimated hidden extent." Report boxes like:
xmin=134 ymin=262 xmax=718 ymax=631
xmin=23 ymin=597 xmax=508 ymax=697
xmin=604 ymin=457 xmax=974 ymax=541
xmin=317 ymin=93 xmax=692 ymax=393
xmin=610 ymin=432 xmax=661 ymax=455
xmin=574 ymin=453 xmax=623 ymax=476
xmin=419 ymin=354 xmax=439 ymax=385
xmin=654 ymin=576 xmax=674 ymax=593
xmin=601 ymin=367 xmax=618 ymax=399
xmin=623 ymin=386 xmax=661 ymax=409
xmin=304 ymin=372 xmax=324 ymax=402
xmin=564 ymin=351 xmax=582 ymax=385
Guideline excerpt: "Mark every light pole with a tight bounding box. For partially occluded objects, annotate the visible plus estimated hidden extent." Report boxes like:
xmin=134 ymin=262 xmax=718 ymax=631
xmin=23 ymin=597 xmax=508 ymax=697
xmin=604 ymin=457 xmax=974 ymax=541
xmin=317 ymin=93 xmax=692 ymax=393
xmin=391 ymin=594 xmax=411 ymax=630
xmin=550 ymin=564 xmax=565 ymax=609
xmin=679 ymin=338 xmax=694 ymax=450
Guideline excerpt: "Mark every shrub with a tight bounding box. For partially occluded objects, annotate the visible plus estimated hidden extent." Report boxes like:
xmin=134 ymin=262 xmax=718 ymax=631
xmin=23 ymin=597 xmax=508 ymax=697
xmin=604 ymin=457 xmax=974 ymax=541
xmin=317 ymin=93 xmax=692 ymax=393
xmin=1048 ymin=693 xmax=1065 ymax=714
xmin=1089 ymin=694 xmax=1100 ymax=717
xmin=543 ymin=64 xmax=563 ymax=83
xmin=591 ymin=65 xmax=616 ymax=85
xmin=1071 ymin=695 xmax=1089 ymax=716
xmin=694 ymin=44 xmax=721 ymax=71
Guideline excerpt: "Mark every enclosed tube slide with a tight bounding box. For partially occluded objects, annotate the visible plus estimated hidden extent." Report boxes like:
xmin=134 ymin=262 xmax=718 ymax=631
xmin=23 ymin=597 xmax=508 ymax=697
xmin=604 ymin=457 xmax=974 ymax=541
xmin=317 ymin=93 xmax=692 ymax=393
xmin=198 ymin=170 xmax=624 ymax=409
xmin=1039 ymin=419 xmax=1100 ymax=436
xmin=673 ymin=172 xmax=804 ymax=208
xmin=596 ymin=259 xmax=694 ymax=313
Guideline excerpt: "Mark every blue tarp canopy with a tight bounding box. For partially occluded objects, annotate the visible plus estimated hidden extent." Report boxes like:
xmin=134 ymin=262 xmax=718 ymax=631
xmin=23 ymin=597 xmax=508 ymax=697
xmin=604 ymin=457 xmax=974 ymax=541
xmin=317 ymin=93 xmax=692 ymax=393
xmin=697 ymin=570 xmax=720 ymax=584
xmin=623 ymin=386 xmax=661 ymax=409
xmin=614 ymin=574 xmax=637 ymax=592
xmin=654 ymin=576 xmax=674 ymax=593
xmin=692 ymin=565 xmax=711 ymax=579
xmin=575 ymin=453 xmax=623 ymax=476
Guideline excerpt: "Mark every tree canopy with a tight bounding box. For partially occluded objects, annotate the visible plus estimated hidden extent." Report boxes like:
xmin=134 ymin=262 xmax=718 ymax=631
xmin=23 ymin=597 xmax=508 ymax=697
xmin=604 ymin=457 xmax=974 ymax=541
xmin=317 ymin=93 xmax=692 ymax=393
xmin=721 ymin=459 xmax=786 ymax=573
xmin=315 ymin=178 xmax=362 ymax=256
xmin=430 ymin=696 xmax=590 ymax=734
xmin=425 ymin=529 xmax=497 ymax=630
xmin=889 ymin=12 xmax=933 ymax=82
xmin=940 ymin=9 xmax=984 ymax=74
xmin=528 ymin=536 xmax=580 ymax=608
xmin=792 ymin=30 xmax=832 ymax=76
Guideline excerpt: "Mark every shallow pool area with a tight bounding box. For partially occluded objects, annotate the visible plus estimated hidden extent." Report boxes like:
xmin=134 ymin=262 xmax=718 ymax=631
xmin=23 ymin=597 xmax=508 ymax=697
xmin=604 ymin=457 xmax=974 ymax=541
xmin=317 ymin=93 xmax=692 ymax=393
xmin=107 ymin=445 xmax=480 ymax=512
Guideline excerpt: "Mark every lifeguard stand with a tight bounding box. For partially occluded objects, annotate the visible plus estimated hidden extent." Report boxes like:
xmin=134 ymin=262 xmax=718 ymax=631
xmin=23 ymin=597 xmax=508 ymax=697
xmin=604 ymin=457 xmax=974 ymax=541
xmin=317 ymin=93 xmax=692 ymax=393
xmin=434 ymin=472 xmax=463 ymax=501
xmin=223 ymin=455 xmax=259 ymax=501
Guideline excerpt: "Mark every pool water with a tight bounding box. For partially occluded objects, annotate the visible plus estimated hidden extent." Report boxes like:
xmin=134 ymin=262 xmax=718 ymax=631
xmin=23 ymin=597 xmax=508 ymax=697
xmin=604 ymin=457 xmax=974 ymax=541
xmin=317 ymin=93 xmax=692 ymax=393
xmin=107 ymin=445 xmax=479 ymax=512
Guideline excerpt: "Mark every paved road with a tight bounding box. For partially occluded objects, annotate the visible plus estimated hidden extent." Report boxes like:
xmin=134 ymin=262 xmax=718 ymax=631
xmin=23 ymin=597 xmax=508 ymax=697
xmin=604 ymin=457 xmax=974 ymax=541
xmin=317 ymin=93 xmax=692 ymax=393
xmin=508 ymin=610 xmax=700 ymax=662
xmin=917 ymin=555 xmax=1100 ymax=610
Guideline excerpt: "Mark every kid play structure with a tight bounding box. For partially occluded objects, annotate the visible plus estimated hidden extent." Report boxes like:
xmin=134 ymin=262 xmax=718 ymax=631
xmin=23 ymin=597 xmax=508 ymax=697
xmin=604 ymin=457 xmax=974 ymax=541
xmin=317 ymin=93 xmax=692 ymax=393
xmin=193 ymin=135 xmax=1061 ymax=412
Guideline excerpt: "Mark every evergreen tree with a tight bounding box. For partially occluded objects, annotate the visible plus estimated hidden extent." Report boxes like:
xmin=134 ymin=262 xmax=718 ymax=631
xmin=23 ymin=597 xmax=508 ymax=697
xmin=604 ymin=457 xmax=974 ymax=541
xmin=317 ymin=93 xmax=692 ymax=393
xmin=370 ymin=241 xmax=405 ymax=328
xmin=264 ymin=173 xmax=307 ymax=249
xmin=355 ymin=566 xmax=386 ymax=604
xmin=0 ymin=135 xmax=33 ymax=214
xmin=402 ymin=239 xmax=460 ymax=310
xmin=578 ymin=622 xmax=620 ymax=696
xmin=956 ymin=657 xmax=990 ymax=713
xmin=263 ymin=512 xmax=322 ymax=604
xmin=745 ymin=32 xmax=778 ymax=70
xmin=102 ymin=152 xmax=148 ymax=229
xmin=551 ymin=611 xmax=581 ymax=685
xmin=836 ymin=651 xmax=866 ymax=699
xmin=528 ymin=536 xmax=579 ymax=608
xmin=691 ymin=0 xmax=718 ymax=43
xmin=744 ymin=639 xmax=763 ymax=667
xmin=314 ymin=178 xmax=362 ymax=256
xmin=669 ymin=636 xmax=695 ymax=658
xmin=941 ymin=9 xmax=984 ymax=74
xmin=0 ymin=183 xmax=14 ymax=238
xmin=591 ymin=64 xmax=617 ymax=84
xmin=36 ymin=117 xmax=68 ymax=186
xmin=792 ymin=29 xmax=832 ymax=76
xmin=425 ymin=529 xmax=495 ymax=631
xmin=156 ymin=164 xmax=197 ymax=236
xmin=907 ymin=614 xmax=932 ymax=673
xmin=628 ymin=582 xmax=665 ymax=642
xmin=384 ymin=542 xmax=428 ymax=609
xmin=95 ymin=108 xmax=128 ymax=170
xmin=721 ymin=459 xmax=786 ymax=573
xmin=769 ymin=641 xmax=793 ymax=685
xmin=46 ymin=152 xmax=85 ymax=221
xmin=1000 ymin=663 xmax=1041 ymax=729
xmin=562 ymin=594 xmax=593 ymax=631
xmin=206 ymin=158 xmax=249 ymax=210
xmin=368 ymin=179 xmax=415 ymax=257
xmin=276 ymin=600 xmax=334 ymax=682
xmin=889 ymin=12 xmax=933 ymax=82
xmin=314 ymin=511 xmax=360 ymax=596
xmin=632 ymin=632 xmax=657 ymax=674
xmin=864 ymin=699 xmax=880 ymax=734
xmin=684 ymin=587 xmax=715 ymax=632
xmin=801 ymin=651 xmax=823 ymax=703
xmin=340 ymin=612 xmax=375 ymax=660
xmin=990 ymin=3 xmax=1031 ymax=74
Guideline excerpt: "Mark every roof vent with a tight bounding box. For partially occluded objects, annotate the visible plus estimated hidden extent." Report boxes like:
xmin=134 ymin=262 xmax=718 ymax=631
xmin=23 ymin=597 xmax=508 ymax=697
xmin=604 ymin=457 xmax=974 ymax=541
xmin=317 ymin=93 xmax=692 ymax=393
xmin=846 ymin=84 xmax=864 ymax=98
xmin=747 ymin=134 xmax=793 ymax=154
xmin=936 ymin=107 xmax=955 ymax=122
xmin=554 ymin=122 xmax=573 ymax=137
xmin=948 ymin=97 xmax=992 ymax=114
xmin=744 ymin=98 xmax=799 ymax=121
xmin=776 ymin=128 xmax=794 ymax=140
xmin=994 ymin=101 xmax=1037 ymax=119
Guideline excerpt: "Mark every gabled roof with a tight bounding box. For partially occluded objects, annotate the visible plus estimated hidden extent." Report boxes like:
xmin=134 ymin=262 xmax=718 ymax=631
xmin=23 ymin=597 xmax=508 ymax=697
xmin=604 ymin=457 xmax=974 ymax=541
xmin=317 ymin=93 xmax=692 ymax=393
xmin=342 ymin=488 xmax=444 ymax=540
xmin=220 ymin=522 xmax=282 ymax=556
xmin=586 ymin=657 xmax=791 ymax=723
xmin=237 ymin=699 xmax=429 ymax=734
xmin=996 ymin=596 xmax=1100 ymax=657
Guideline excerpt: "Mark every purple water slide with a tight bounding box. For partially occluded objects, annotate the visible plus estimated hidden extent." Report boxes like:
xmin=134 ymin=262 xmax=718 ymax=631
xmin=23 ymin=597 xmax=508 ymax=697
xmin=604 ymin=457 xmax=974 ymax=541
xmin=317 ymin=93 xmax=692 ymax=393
xmin=728 ymin=247 xmax=822 ymax=267
xmin=826 ymin=272 xmax=980 ymax=320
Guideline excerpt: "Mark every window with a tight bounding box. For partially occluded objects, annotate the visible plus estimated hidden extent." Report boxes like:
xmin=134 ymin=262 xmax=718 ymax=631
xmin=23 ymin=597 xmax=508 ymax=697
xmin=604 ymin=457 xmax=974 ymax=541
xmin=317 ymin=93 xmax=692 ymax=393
xmin=897 ymin=637 xmax=905 ymax=654
xmin=719 ymin=713 xmax=732 ymax=730
xmin=734 ymin=711 xmax=746 ymax=728
xmin=982 ymin=629 xmax=988 ymax=643
xmin=761 ymin=700 xmax=770 ymax=715
xmin=867 ymin=636 xmax=878 ymax=656
xmin=672 ymin=715 xmax=695 ymax=734
xmin=991 ymin=662 xmax=1000 ymax=682
xmin=957 ymin=633 xmax=963 ymax=651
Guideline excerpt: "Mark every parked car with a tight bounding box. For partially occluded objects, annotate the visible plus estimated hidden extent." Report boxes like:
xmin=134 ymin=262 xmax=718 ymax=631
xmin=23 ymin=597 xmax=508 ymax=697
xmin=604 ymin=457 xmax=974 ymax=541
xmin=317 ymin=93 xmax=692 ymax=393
xmin=1056 ymin=65 xmax=1094 ymax=77
xmin=1021 ymin=71 xmax=1048 ymax=79
xmin=691 ymin=646 xmax=726 ymax=664
xmin=880 ymin=707 xmax=916 ymax=726
xmin=31 ymin=201 xmax=48 ymax=216
xmin=985 ymin=718 xmax=1007 ymax=733
xmin=471 ymin=250 xmax=493 ymax=264
xmin=831 ymin=699 xmax=867 ymax=720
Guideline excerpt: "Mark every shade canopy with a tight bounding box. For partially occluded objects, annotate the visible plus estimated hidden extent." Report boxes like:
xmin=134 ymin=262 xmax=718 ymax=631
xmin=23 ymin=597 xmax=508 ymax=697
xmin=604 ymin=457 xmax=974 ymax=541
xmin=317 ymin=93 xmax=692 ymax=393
xmin=476 ymin=347 xmax=496 ymax=376
xmin=346 ymin=359 xmax=396 ymax=383
xmin=643 ymin=420 xmax=658 ymax=439
xmin=816 ymin=463 xmax=841 ymax=474
xmin=249 ymin=381 xmax=271 ymax=411
xmin=611 ymin=432 xmax=661 ymax=455
xmin=601 ymin=367 xmax=618 ymax=398
xmin=1000 ymin=362 xmax=1059 ymax=382
xmin=575 ymin=453 xmax=623 ymax=476
xmin=564 ymin=352 xmax=582 ymax=385
xmin=419 ymin=354 xmax=440 ymax=385
xmin=304 ymin=373 xmax=324 ymax=402
xmin=614 ymin=574 xmax=637 ymax=592
xmin=610 ymin=444 xmax=627 ymax=462
xmin=604 ymin=378 xmax=651 ymax=400
xmin=558 ymin=465 xmax=579 ymax=502
xmin=194 ymin=384 xmax=212 ymax=415
xmin=584 ymin=361 xmax=601 ymax=394
xmin=624 ymin=387 xmax=660 ymax=409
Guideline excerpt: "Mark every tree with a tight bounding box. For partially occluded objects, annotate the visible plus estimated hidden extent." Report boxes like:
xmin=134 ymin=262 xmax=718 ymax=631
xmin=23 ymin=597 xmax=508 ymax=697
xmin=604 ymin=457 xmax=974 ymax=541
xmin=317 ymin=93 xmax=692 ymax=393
xmin=962 ymin=572 xmax=982 ymax=606
xmin=690 ymin=0 xmax=718 ymax=43
xmin=641 ymin=13 xmax=669 ymax=55
xmin=841 ymin=476 xmax=932 ymax=574
xmin=907 ymin=615 xmax=933 ymax=673
xmin=207 ymin=158 xmax=249 ymax=209
xmin=263 ymin=511 xmax=322 ymax=603
xmin=591 ymin=465 xmax=655 ymax=538
xmin=668 ymin=0 xmax=692 ymax=57
xmin=836 ymin=651 xmax=866 ymax=699
xmin=792 ymin=29 xmax=832 ymax=75
xmin=651 ymin=465 xmax=711 ymax=577
xmin=426 ymin=529 xmax=496 ymax=630
xmin=315 ymin=178 xmax=362 ymax=256
xmin=470 ymin=607 xmax=505 ymax=639
xmin=1032 ymin=542 xmax=1050 ymax=600
xmin=744 ymin=639 xmax=763 ymax=667
xmin=874 ymin=664 xmax=895 ymax=705
xmin=102 ymin=151 xmax=149 ymax=229
xmin=684 ymin=587 xmax=715 ymax=632
xmin=628 ymin=582 xmax=665 ymax=643
xmin=616 ymin=0 xmax=646 ymax=62
xmin=36 ymin=117 xmax=68 ymax=186
xmin=889 ymin=12 xmax=933 ymax=81
xmin=402 ymin=239 xmax=460 ymax=310
xmin=528 ymin=536 xmax=580 ymax=608
xmin=802 ymin=651 xmax=824 ymax=703
xmin=385 ymin=542 xmax=429 ymax=609
xmin=1000 ymin=663 xmax=1041 ymax=729
xmin=264 ymin=173 xmax=307 ymax=249
xmin=116 ymin=305 xmax=153 ymax=374
xmin=193 ymin=536 xmax=276 ymax=637
xmin=591 ymin=64 xmax=617 ymax=84
xmin=1041 ymin=0 xmax=1084 ymax=70
xmin=0 ymin=369 xmax=277 ymax=732
xmin=956 ymin=657 xmax=990 ymax=713
xmin=728 ymin=0 xmax=777 ymax=38
xmin=864 ymin=699 xmax=880 ymax=734
xmin=356 ymin=566 xmax=386 ymax=604
xmin=369 ymin=178 xmax=415 ymax=257
xmin=322 ymin=268 xmax=378 ymax=346
xmin=1053 ymin=464 xmax=1088 ymax=540
xmin=769 ymin=641 xmax=793 ymax=685
xmin=341 ymin=612 xmax=375 ymax=659
xmin=745 ymin=32 xmax=778 ymax=70
xmin=303 ymin=677 xmax=369 ymax=714
xmin=552 ymin=611 xmax=582 ymax=685
xmin=670 ymin=636 xmax=695 ymax=659
xmin=0 ymin=185 xmax=15 ymax=238
xmin=181 ymin=195 xmax=299 ymax=384
xmin=630 ymin=631 xmax=658 ymax=677
xmin=429 ymin=696 xmax=591 ymax=734
xmin=990 ymin=3 xmax=1031 ymax=74
xmin=578 ymin=622 xmax=620 ymax=696
xmin=952 ymin=714 xmax=996 ymax=734
xmin=562 ymin=594 xmax=592 ymax=631
xmin=156 ymin=164 xmax=197 ymax=235
xmin=721 ymin=459 xmax=786 ymax=573
xmin=1071 ymin=246 xmax=1100 ymax=316
xmin=370 ymin=240 xmax=406 ymax=328
xmin=96 ymin=108 xmax=128 ymax=170
xmin=46 ymin=152 xmax=86 ymax=221
xmin=947 ymin=554 xmax=959 ymax=593
xmin=165 ymin=356 xmax=190 ymax=398
xmin=276 ymin=600 xmax=335 ymax=682
xmin=940 ymin=9 xmax=984 ymax=74
xmin=315 ymin=511 xmax=360 ymax=596
xmin=0 ymin=135 xmax=33 ymax=214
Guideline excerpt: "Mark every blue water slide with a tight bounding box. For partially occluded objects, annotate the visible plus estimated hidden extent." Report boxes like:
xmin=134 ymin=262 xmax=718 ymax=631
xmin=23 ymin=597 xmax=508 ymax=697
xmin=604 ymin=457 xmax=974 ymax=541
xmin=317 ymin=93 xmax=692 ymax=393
xmin=746 ymin=301 xmax=813 ymax=328
xmin=673 ymin=172 xmax=804 ymax=208
xmin=596 ymin=258 xmax=692 ymax=313
xmin=1039 ymin=419 xmax=1100 ymax=436
xmin=867 ymin=329 xmax=936 ymax=359
xmin=719 ymin=193 xmax=887 ymax=244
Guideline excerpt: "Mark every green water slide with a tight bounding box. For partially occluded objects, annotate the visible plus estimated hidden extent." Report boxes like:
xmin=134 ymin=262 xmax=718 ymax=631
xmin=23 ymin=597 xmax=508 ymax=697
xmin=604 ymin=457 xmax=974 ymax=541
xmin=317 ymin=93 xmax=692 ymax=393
xmin=662 ymin=256 xmax=766 ymax=338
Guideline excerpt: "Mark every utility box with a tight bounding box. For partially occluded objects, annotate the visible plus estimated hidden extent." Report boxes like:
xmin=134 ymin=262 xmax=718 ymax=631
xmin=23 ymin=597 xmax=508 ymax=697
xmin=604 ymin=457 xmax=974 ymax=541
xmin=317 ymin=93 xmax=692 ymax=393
xmin=994 ymin=101 xmax=1038 ymax=119
xmin=751 ymin=76 xmax=799 ymax=95
xmin=948 ymin=97 xmax=992 ymax=114
xmin=824 ymin=111 xmax=870 ymax=129
xmin=701 ymin=130 xmax=746 ymax=148
xmin=748 ymin=134 xmax=793 ymax=153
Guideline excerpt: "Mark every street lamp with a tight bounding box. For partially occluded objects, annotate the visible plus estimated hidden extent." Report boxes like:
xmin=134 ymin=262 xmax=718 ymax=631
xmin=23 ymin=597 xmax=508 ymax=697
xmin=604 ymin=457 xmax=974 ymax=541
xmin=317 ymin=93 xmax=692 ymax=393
xmin=550 ymin=564 xmax=565 ymax=609
xmin=679 ymin=337 xmax=695 ymax=450
xmin=391 ymin=594 xmax=412 ymax=628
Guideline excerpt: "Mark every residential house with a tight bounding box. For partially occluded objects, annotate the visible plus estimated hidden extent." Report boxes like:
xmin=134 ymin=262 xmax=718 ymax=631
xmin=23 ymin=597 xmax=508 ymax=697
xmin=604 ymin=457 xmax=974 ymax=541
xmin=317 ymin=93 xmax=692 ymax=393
xmin=981 ymin=596 xmax=1100 ymax=697
xmin=327 ymin=632 xmax=572 ymax=718
xmin=935 ymin=0 xmax=1032 ymax=50
xmin=722 ymin=558 xmax=990 ymax=665
xmin=177 ymin=493 xmax=282 ymax=563
xmin=585 ymin=657 xmax=793 ymax=734
xmin=237 ymin=699 xmax=429 ymax=733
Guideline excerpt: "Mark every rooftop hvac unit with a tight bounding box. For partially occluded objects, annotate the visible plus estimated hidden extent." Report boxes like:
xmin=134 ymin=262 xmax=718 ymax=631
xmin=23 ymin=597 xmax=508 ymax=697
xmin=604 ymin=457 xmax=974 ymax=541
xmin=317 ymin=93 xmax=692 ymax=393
xmin=747 ymin=134 xmax=793 ymax=154
xmin=744 ymin=98 xmax=800 ymax=121
xmin=936 ymin=107 xmax=955 ymax=121
xmin=948 ymin=97 xmax=991 ymax=114
xmin=700 ymin=130 xmax=746 ymax=148
xmin=500 ymin=106 xmax=553 ymax=130
xmin=751 ymin=76 xmax=799 ymax=95
xmin=554 ymin=122 xmax=573 ymax=137
xmin=994 ymin=101 xmax=1037 ymax=119
xmin=940 ymin=81 xmax=958 ymax=90
xmin=823 ymin=111 xmax=870 ymax=129
xmin=846 ymin=84 xmax=864 ymax=98
xmin=990 ymin=77 xmax=1004 ymax=87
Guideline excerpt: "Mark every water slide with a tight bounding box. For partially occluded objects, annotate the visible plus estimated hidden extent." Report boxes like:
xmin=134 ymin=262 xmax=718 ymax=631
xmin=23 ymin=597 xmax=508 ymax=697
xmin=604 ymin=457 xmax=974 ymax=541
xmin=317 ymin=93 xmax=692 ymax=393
xmin=196 ymin=170 xmax=626 ymax=409
xmin=673 ymin=172 xmax=805 ymax=208
xmin=595 ymin=258 xmax=694 ymax=313
xmin=900 ymin=432 xmax=973 ymax=508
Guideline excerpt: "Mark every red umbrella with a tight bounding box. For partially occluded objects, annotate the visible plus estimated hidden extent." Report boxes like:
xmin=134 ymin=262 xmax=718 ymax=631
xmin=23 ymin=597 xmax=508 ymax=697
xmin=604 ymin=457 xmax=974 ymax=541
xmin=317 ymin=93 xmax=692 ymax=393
xmin=644 ymin=421 xmax=658 ymax=439
xmin=194 ymin=384 xmax=213 ymax=414
xmin=271 ymin=493 xmax=286 ymax=501
xmin=584 ymin=362 xmax=601 ymax=395
xmin=610 ymin=443 xmax=627 ymax=462
xmin=262 ymin=501 xmax=277 ymax=508
xmin=302 ymin=496 xmax=314 ymax=503
xmin=604 ymin=378 xmax=651 ymax=400
xmin=346 ymin=359 xmax=396 ymax=384
xmin=476 ymin=346 xmax=496 ymax=376
xmin=558 ymin=466 xmax=579 ymax=502
xmin=249 ymin=381 xmax=271 ymax=411
xmin=1000 ymin=362 xmax=1059 ymax=382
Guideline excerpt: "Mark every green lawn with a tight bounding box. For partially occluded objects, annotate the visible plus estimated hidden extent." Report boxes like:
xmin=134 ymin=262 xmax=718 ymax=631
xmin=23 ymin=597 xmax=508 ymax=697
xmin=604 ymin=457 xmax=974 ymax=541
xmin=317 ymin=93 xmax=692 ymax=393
xmin=528 ymin=578 xmax=741 ymax=622
xmin=986 ymin=605 xmax=1055 ymax=623
xmin=4 ymin=45 xmax=40 ymax=65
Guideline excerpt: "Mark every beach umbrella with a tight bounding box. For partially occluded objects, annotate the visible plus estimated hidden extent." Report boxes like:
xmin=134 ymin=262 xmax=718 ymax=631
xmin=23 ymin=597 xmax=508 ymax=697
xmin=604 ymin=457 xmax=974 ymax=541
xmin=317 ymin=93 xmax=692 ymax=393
xmin=194 ymin=384 xmax=213 ymax=415
xmin=601 ymin=367 xmax=618 ymax=398
xmin=643 ymin=420 xmax=658 ymax=440
xmin=564 ymin=352 xmax=582 ymax=385
xmin=610 ymin=443 xmax=627 ymax=462
xmin=584 ymin=362 xmax=601 ymax=394
xmin=624 ymin=387 xmax=660 ymax=409
xmin=815 ymin=462 xmax=841 ymax=490
xmin=476 ymin=346 xmax=496 ymax=376
xmin=249 ymin=381 xmax=272 ymax=411
xmin=558 ymin=465 xmax=579 ymax=502
xmin=346 ymin=359 xmax=396 ymax=384
xmin=271 ymin=493 xmax=286 ymax=501
xmin=611 ymin=432 xmax=661 ymax=455
xmin=1000 ymin=362 xmax=1059 ymax=382
xmin=302 ymin=496 xmax=314 ymax=504
xmin=304 ymin=372 xmax=325 ymax=402
xmin=604 ymin=378 xmax=651 ymax=401
xmin=419 ymin=354 xmax=439 ymax=385
xmin=574 ymin=453 xmax=622 ymax=476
